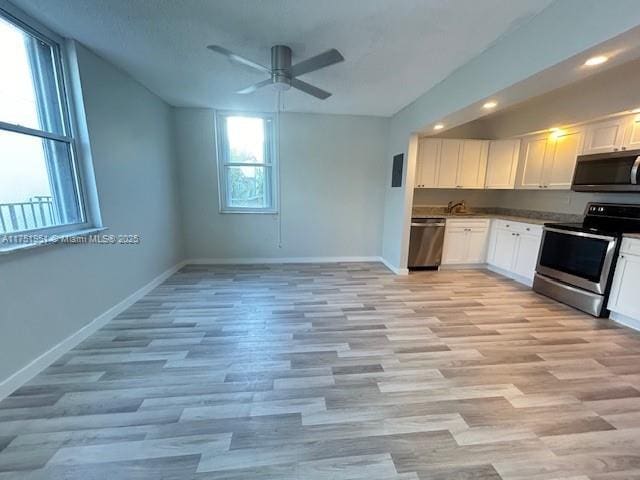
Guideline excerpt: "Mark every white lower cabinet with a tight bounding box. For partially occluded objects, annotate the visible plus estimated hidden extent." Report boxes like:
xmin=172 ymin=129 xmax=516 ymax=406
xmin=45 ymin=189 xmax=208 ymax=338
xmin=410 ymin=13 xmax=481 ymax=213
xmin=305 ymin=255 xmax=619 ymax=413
xmin=608 ymin=238 xmax=640 ymax=326
xmin=442 ymin=219 xmax=490 ymax=265
xmin=489 ymin=227 xmax=518 ymax=271
xmin=487 ymin=220 xmax=542 ymax=285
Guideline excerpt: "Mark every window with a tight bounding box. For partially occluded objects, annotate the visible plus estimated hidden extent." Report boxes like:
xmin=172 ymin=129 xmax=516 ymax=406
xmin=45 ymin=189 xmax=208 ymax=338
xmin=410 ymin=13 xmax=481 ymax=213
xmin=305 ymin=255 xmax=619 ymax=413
xmin=0 ymin=7 xmax=89 ymax=236
xmin=215 ymin=111 xmax=277 ymax=213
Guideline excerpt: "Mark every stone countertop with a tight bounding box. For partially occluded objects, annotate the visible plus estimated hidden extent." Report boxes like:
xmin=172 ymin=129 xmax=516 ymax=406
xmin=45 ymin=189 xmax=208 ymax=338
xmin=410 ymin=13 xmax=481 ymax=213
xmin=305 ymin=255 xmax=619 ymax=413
xmin=411 ymin=212 xmax=549 ymax=225
xmin=624 ymin=233 xmax=640 ymax=240
xmin=411 ymin=206 xmax=582 ymax=226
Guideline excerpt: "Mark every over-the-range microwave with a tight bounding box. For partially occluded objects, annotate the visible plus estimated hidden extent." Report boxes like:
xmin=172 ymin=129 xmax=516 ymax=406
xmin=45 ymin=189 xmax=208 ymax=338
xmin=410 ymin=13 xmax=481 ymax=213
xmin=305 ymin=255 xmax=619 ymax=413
xmin=572 ymin=149 xmax=640 ymax=192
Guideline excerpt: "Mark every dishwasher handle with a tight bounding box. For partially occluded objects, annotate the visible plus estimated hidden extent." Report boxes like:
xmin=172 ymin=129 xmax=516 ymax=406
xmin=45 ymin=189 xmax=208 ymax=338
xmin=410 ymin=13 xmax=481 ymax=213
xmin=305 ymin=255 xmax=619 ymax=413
xmin=411 ymin=222 xmax=445 ymax=227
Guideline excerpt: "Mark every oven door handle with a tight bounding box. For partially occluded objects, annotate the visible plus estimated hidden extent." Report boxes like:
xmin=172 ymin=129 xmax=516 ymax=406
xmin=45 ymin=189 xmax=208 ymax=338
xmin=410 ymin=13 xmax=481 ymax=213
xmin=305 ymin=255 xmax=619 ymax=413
xmin=543 ymin=227 xmax=617 ymax=242
xmin=632 ymin=155 xmax=640 ymax=185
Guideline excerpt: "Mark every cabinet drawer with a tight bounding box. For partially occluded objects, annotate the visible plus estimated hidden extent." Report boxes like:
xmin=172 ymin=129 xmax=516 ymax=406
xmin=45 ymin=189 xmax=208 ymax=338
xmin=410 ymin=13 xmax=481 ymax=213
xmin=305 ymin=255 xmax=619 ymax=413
xmin=492 ymin=219 xmax=542 ymax=236
xmin=621 ymin=237 xmax=640 ymax=256
xmin=445 ymin=218 xmax=490 ymax=230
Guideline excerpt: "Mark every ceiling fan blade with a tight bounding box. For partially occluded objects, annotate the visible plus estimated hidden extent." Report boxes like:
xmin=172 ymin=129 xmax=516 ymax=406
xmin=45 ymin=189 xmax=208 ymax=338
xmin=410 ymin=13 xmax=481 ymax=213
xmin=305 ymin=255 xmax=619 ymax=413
xmin=236 ymin=78 xmax=272 ymax=94
xmin=290 ymin=49 xmax=344 ymax=77
xmin=207 ymin=45 xmax=271 ymax=74
xmin=290 ymin=78 xmax=331 ymax=100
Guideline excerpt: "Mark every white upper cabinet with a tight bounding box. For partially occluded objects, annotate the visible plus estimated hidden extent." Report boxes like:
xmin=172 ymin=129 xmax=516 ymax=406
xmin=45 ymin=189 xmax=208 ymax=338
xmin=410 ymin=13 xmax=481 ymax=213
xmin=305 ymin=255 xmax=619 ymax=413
xmin=414 ymin=114 xmax=640 ymax=193
xmin=515 ymin=128 xmax=583 ymax=190
xmin=485 ymin=139 xmax=521 ymax=189
xmin=415 ymin=138 xmax=488 ymax=189
xmin=516 ymin=133 xmax=548 ymax=189
xmin=437 ymin=139 xmax=463 ymax=188
xmin=583 ymin=118 xmax=626 ymax=154
xmin=542 ymin=126 xmax=584 ymax=189
xmin=582 ymin=114 xmax=640 ymax=154
xmin=623 ymin=115 xmax=640 ymax=150
xmin=415 ymin=138 xmax=441 ymax=188
xmin=458 ymin=140 xmax=489 ymax=188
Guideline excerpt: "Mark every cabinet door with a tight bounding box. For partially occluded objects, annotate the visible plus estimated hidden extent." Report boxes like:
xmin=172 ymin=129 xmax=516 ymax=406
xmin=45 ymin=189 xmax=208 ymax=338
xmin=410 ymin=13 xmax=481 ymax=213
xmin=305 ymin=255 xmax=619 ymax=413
xmin=489 ymin=228 xmax=518 ymax=270
xmin=437 ymin=139 xmax=462 ymax=188
xmin=516 ymin=134 xmax=547 ymax=189
xmin=623 ymin=116 xmax=640 ymax=151
xmin=485 ymin=139 xmax=520 ymax=189
xmin=608 ymin=253 xmax=640 ymax=319
xmin=457 ymin=140 xmax=489 ymax=188
xmin=442 ymin=227 xmax=468 ymax=264
xmin=543 ymin=127 xmax=584 ymax=190
xmin=583 ymin=118 xmax=626 ymax=154
xmin=466 ymin=228 xmax=489 ymax=263
xmin=415 ymin=138 xmax=441 ymax=188
xmin=512 ymin=232 xmax=542 ymax=280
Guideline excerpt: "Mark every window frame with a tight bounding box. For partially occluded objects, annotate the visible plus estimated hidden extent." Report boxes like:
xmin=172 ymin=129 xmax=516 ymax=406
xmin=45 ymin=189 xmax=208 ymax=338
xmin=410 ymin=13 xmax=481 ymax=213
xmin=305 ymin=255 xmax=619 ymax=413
xmin=214 ymin=110 xmax=279 ymax=214
xmin=0 ymin=2 xmax=101 ymax=244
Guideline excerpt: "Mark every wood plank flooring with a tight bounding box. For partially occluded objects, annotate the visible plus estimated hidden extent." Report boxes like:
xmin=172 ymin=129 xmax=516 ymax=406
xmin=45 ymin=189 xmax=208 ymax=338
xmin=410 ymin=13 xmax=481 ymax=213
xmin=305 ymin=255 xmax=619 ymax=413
xmin=1 ymin=263 xmax=640 ymax=479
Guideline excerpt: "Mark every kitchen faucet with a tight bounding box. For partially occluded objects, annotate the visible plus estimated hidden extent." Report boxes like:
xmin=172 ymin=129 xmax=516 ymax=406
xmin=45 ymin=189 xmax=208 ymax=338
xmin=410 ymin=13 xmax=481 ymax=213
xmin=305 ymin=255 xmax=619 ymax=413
xmin=447 ymin=200 xmax=467 ymax=214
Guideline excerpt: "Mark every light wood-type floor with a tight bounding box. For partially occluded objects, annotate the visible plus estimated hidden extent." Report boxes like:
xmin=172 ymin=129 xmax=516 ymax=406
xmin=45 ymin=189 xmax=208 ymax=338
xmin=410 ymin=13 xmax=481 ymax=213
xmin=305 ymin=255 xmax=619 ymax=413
xmin=1 ymin=263 xmax=640 ymax=479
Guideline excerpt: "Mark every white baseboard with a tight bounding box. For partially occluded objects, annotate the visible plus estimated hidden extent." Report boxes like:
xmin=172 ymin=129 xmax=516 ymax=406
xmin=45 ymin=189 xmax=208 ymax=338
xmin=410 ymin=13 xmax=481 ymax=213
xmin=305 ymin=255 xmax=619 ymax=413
xmin=610 ymin=312 xmax=640 ymax=332
xmin=378 ymin=256 xmax=409 ymax=275
xmin=0 ymin=260 xmax=187 ymax=402
xmin=186 ymin=256 xmax=382 ymax=265
xmin=486 ymin=264 xmax=534 ymax=287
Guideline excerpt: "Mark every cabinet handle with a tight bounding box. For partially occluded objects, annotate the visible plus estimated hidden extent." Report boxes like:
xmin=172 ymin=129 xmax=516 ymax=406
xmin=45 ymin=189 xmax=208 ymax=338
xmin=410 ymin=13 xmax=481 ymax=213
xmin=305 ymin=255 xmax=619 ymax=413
xmin=614 ymin=148 xmax=619 ymax=152
xmin=622 ymin=147 xmax=627 ymax=151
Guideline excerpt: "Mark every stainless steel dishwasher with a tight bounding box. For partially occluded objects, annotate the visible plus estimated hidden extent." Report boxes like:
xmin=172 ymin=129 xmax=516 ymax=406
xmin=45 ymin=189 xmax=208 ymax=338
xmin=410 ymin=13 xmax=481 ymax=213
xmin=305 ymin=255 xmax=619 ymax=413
xmin=408 ymin=217 xmax=446 ymax=269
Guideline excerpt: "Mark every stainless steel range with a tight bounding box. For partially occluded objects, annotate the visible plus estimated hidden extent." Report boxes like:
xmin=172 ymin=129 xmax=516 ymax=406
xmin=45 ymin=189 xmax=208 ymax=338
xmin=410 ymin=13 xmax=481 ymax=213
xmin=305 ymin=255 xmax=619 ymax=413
xmin=533 ymin=203 xmax=640 ymax=317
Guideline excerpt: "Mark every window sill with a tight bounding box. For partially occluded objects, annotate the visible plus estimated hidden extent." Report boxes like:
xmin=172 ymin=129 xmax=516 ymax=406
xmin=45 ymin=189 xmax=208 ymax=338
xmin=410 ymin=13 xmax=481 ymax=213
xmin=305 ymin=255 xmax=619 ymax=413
xmin=0 ymin=227 xmax=108 ymax=256
xmin=219 ymin=209 xmax=279 ymax=215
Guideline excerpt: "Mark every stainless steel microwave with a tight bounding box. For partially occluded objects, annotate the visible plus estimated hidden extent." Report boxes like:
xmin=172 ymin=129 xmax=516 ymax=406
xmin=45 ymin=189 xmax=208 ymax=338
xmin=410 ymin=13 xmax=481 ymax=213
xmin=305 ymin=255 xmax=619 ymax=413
xmin=572 ymin=149 xmax=640 ymax=192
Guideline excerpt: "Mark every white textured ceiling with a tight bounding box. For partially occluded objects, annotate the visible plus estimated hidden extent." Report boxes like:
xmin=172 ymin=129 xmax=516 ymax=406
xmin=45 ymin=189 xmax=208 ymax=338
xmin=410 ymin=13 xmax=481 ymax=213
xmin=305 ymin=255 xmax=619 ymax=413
xmin=12 ymin=0 xmax=554 ymax=116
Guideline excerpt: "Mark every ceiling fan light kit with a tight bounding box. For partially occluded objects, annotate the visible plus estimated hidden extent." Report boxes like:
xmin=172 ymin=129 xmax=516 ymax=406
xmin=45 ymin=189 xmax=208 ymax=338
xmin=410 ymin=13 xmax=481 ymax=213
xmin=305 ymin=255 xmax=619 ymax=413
xmin=207 ymin=44 xmax=344 ymax=99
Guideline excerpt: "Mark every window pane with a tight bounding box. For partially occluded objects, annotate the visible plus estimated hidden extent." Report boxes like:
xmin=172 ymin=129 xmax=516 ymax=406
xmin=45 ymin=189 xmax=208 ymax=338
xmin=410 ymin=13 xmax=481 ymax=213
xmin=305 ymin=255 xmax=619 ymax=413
xmin=225 ymin=116 xmax=266 ymax=164
xmin=0 ymin=130 xmax=82 ymax=233
xmin=226 ymin=165 xmax=271 ymax=209
xmin=0 ymin=15 xmax=65 ymax=134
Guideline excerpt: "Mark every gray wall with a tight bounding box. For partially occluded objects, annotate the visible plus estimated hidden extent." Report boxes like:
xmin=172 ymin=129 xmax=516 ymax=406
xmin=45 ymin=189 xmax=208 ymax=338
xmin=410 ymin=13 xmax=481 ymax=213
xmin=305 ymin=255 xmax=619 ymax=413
xmin=0 ymin=44 xmax=183 ymax=383
xmin=174 ymin=109 xmax=389 ymax=260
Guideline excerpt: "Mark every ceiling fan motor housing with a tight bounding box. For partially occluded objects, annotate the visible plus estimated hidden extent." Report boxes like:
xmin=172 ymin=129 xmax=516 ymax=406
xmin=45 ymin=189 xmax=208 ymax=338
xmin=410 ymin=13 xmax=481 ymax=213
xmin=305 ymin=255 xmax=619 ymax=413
xmin=271 ymin=45 xmax=292 ymax=89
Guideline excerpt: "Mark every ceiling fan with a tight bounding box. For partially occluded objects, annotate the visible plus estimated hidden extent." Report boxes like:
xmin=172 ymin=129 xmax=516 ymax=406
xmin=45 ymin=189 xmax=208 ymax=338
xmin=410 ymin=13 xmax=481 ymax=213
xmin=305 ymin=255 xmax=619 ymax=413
xmin=207 ymin=44 xmax=344 ymax=100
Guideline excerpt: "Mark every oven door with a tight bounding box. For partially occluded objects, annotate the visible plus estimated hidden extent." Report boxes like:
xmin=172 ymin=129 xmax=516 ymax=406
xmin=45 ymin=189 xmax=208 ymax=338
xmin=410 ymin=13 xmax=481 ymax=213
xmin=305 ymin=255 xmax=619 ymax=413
xmin=536 ymin=227 xmax=618 ymax=294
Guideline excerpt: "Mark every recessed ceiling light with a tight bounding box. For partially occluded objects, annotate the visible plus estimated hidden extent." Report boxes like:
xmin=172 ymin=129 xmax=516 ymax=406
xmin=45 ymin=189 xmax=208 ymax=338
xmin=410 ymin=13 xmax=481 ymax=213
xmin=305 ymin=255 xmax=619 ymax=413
xmin=550 ymin=128 xmax=566 ymax=139
xmin=584 ymin=55 xmax=608 ymax=67
xmin=433 ymin=124 xmax=444 ymax=130
xmin=483 ymin=101 xmax=497 ymax=109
